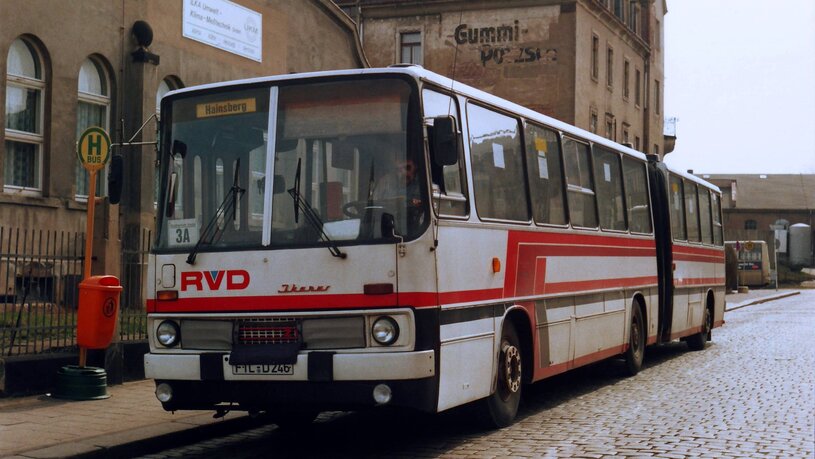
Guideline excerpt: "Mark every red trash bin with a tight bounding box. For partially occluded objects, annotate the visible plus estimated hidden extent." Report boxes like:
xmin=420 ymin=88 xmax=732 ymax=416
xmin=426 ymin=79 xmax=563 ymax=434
xmin=77 ymin=275 xmax=122 ymax=349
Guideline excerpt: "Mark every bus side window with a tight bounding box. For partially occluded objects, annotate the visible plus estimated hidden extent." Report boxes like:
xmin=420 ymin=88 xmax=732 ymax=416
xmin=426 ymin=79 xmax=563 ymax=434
xmin=698 ymin=187 xmax=713 ymax=244
xmin=622 ymin=157 xmax=652 ymax=234
xmin=593 ymin=146 xmax=626 ymax=231
xmin=562 ymin=137 xmax=597 ymax=228
xmin=711 ymin=192 xmax=724 ymax=246
xmin=684 ymin=180 xmax=700 ymax=242
xmin=524 ymin=123 xmax=566 ymax=225
xmin=669 ymin=174 xmax=686 ymax=241
xmin=467 ymin=103 xmax=529 ymax=222
xmin=422 ymin=89 xmax=467 ymax=217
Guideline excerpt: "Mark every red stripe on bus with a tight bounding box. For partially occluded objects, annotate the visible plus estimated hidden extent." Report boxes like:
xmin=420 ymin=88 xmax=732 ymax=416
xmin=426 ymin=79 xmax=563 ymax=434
xmin=671 ymin=245 xmax=725 ymax=257
xmin=147 ymin=293 xmax=404 ymax=313
xmin=535 ymin=344 xmax=626 ymax=380
xmin=673 ymin=253 xmax=724 ymax=263
xmin=507 ymin=230 xmax=657 ymax=248
xmin=505 ymin=231 xmax=658 ymax=297
xmin=544 ymin=276 xmax=659 ymax=294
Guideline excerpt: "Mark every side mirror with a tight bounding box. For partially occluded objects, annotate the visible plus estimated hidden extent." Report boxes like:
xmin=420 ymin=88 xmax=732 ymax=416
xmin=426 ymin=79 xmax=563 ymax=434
xmin=381 ymin=212 xmax=398 ymax=239
xmin=431 ymin=116 xmax=459 ymax=166
xmin=108 ymin=155 xmax=124 ymax=204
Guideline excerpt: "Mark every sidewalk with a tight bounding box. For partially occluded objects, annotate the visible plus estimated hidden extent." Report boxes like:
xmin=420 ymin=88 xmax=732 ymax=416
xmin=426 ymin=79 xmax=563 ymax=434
xmin=725 ymin=287 xmax=800 ymax=311
xmin=0 ymin=288 xmax=801 ymax=458
xmin=0 ymin=379 xmax=264 ymax=458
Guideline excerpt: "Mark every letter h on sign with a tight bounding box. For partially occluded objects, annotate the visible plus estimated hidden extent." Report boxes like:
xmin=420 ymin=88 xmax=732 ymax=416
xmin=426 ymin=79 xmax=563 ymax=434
xmin=88 ymin=134 xmax=102 ymax=159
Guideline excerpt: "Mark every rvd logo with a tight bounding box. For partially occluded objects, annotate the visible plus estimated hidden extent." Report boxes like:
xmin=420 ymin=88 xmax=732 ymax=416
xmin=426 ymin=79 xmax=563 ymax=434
xmin=181 ymin=270 xmax=250 ymax=291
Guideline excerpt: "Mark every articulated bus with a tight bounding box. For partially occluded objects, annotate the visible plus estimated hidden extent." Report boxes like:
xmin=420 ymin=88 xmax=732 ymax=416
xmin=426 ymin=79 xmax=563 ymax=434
xmin=145 ymin=66 xmax=725 ymax=427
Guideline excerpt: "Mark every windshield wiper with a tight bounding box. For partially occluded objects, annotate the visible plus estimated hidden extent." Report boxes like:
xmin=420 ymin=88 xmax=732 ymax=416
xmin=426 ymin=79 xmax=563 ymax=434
xmin=288 ymin=159 xmax=347 ymax=259
xmin=186 ymin=159 xmax=245 ymax=264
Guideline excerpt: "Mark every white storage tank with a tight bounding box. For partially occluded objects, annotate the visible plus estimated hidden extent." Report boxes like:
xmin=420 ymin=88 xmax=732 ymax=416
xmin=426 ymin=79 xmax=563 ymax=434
xmin=789 ymin=223 xmax=813 ymax=268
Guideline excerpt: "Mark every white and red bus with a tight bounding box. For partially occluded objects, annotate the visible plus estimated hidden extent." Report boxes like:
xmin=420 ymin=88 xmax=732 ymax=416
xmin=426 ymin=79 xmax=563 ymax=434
xmin=145 ymin=66 xmax=725 ymax=427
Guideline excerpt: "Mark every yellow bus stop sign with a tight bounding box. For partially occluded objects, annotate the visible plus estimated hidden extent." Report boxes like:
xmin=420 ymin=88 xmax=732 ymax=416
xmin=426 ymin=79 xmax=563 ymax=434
xmin=77 ymin=127 xmax=111 ymax=171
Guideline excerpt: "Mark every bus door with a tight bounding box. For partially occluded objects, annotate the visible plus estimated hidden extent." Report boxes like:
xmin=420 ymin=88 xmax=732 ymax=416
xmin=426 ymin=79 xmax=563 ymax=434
xmin=647 ymin=159 xmax=674 ymax=343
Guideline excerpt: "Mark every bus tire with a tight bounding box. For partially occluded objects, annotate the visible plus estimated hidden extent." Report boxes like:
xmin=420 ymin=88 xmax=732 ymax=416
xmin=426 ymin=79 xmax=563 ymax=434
xmin=687 ymin=306 xmax=712 ymax=351
xmin=480 ymin=320 xmax=522 ymax=429
xmin=623 ymin=303 xmax=645 ymax=376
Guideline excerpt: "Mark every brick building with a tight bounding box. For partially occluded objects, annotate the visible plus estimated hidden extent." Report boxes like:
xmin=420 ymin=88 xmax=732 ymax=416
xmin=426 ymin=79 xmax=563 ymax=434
xmin=0 ymin=0 xmax=366 ymax=288
xmin=335 ymin=0 xmax=669 ymax=157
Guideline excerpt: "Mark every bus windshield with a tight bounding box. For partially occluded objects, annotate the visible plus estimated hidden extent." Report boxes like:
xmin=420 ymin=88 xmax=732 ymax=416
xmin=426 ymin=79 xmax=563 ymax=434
xmin=156 ymin=78 xmax=427 ymax=254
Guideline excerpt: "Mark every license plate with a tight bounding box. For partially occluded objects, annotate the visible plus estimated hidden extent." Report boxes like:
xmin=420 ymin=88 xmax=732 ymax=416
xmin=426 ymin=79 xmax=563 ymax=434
xmin=231 ymin=364 xmax=294 ymax=375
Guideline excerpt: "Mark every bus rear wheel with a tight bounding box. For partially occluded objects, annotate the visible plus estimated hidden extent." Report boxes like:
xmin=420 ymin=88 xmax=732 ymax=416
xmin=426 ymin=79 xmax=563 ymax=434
xmin=480 ymin=320 xmax=522 ymax=429
xmin=623 ymin=304 xmax=645 ymax=376
xmin=687 ymin=306 xmax=712 ymax=351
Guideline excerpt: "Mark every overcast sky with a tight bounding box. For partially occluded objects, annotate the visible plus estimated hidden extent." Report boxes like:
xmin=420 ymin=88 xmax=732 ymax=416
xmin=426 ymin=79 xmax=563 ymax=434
xmin=663 ymin=0 xmax=815 ymax=174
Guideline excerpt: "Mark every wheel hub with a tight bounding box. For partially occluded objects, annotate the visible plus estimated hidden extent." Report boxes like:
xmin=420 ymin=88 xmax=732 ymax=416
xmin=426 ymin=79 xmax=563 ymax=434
xmin=502 ymin=344 xmax=522 ymax=394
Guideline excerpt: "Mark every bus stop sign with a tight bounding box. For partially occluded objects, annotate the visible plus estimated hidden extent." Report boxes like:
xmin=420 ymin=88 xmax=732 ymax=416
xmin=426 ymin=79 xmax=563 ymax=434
xmin=77 ymin=127 xmax=111 ymax=171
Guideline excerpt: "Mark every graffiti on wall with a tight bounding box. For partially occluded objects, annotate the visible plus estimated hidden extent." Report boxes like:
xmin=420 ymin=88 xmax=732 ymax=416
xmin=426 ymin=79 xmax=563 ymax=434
xmin=453 ymin=20 xmax=557 ymax=67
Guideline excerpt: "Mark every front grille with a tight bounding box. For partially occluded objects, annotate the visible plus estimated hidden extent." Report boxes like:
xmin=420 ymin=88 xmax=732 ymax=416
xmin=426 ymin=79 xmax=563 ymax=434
xmin=177 ymin=316 xmax=365 ymax=350
xmin=237 ymin=320 xmax=301 ymax=345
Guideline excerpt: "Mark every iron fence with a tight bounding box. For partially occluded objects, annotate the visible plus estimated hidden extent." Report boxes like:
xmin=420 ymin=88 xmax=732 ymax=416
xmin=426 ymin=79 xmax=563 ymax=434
xmin=0 ymin=227 xmax=84 ymax=356
xmin=120 ymin=228 xmax=151 ymax=342
xmin=0 ymin=226 xmax=153 ymax=357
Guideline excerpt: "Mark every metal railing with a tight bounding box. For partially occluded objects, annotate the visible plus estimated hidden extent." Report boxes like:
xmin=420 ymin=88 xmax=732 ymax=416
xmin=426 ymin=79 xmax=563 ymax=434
xmin=0 ymin=228 xmax=84 ymax=356
xmin=0 ymin=226 xmax=153 ymax=357
xmin=120 ymin=228 xmax=151 ymax=342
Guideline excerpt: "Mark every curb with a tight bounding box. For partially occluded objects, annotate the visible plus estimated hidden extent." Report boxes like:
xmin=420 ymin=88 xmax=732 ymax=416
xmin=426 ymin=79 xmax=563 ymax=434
xmin=26 ymin=413 xmax=275 ymax=459
xmin=78 ymin=415 xmax=273 ymax=459
xmin=725 ymin=291 xmax=800 ymax=312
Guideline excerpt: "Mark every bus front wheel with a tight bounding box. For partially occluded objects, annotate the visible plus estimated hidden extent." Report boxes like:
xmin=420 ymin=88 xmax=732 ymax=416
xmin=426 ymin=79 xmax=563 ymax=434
xmin=480 ymin=320 xmax=522 ymax=428
xmin=623 ymin=304 xmax=645 ymax=376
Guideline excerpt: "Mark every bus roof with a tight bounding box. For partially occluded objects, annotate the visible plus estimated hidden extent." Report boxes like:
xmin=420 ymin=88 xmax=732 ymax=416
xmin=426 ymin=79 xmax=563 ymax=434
xmin=165 ymin=65 xmax=719 ymax=193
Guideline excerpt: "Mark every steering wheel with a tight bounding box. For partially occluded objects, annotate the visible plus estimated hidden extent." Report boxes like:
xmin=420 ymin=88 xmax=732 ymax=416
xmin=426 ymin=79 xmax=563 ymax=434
xmin=342 ymin=200 xmax=369 ymax=218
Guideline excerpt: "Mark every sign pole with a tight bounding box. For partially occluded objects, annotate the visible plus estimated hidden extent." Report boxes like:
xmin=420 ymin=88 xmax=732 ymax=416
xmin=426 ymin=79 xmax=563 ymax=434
xmin=75 ymin=127 xmax=110 ymax=369
xmin=79 ymin=169 xmax=97 ymax=368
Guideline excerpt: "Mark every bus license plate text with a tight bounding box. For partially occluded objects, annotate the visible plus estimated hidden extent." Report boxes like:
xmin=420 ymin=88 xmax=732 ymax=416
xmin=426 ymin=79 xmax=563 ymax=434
xmin=232 ymin=364 xmax=294 ymax=375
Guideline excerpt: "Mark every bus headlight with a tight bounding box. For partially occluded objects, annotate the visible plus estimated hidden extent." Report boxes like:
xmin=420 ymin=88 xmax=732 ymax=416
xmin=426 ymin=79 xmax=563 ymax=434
xmin=371 ymin=316 xmax=399 ymax=345
xmin=156 ymin=320 xmax=181 ymax=347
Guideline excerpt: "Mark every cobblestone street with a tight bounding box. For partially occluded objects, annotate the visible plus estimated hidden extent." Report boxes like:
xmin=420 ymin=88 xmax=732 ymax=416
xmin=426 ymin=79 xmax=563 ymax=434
xmin=142 ymin=291 xmax=815 ymax=458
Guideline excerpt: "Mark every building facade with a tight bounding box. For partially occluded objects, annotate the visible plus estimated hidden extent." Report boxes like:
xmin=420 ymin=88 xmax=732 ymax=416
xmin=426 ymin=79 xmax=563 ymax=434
xmin=336 ymin=0 xmax=668 ymax=156
xmin=0 ymin=0 xmax=366 ymax=284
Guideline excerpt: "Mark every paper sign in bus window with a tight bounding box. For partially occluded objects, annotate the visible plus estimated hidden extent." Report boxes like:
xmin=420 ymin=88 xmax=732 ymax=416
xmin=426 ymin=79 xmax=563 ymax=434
xmin=492 ymin=143 xmax=505 ymax=169
xmin=168 ymin=218 xmax=199 ymax=247
xmin=534 ymin=137 xmax=549 ymax=178
xmin=538 ymin=153 xmax=549 ymax=179
xmin=603 ymin=163 xmax=611 ymax=182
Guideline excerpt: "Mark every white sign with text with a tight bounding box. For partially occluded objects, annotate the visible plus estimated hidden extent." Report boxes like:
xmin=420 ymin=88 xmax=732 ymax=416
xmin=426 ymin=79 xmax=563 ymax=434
xmin=182 ymin=0 xmax=262 ymax=62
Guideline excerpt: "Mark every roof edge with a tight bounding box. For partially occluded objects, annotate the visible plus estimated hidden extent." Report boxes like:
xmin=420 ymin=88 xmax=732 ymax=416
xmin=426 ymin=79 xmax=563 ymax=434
xmin=313 ymin=0 xmax=370 ymax=68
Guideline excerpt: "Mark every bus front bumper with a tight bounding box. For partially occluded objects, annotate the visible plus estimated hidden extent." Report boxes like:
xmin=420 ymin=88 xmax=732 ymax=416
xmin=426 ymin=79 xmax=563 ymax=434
xmin=145 ymin=350 xmax=437 ymax=412
xmin=144 ymin=349 xmax=435 ymax=381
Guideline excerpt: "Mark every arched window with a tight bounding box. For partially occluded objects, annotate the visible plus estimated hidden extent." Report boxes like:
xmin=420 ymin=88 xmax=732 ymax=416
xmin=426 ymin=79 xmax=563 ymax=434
xmin=5 ymin=37 xmax=45 ymax=194
xmin=75 ymin=57 xmax=111 ymax=199
xmin=155 ymin=77 xmax=182 ymax=207
xmin=744 ymin=219 xmax=757 ymax=230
